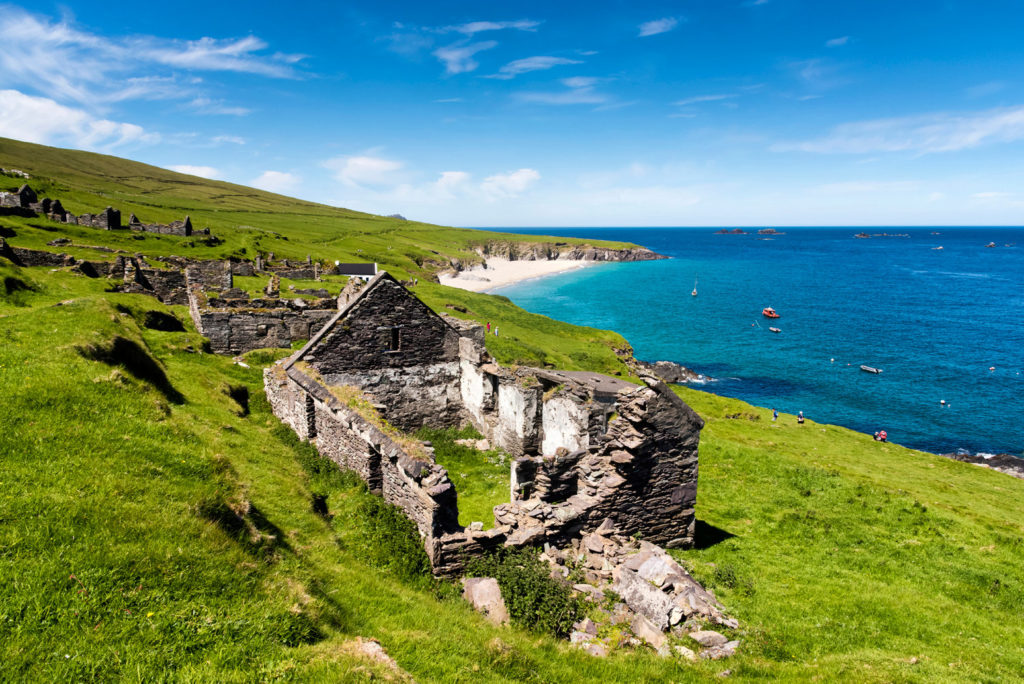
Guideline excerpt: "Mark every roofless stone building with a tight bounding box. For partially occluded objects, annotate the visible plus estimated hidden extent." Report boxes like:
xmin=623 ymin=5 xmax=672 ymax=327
xmin=265 ymin=272 xmax=704 ymax=576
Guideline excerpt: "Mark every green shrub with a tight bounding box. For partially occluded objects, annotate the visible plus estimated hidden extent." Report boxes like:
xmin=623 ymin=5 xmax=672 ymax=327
xmin=347 ymin=493 xmax=433 ymax=585
xmin=466 ymin=548 xmax=583 ymax=638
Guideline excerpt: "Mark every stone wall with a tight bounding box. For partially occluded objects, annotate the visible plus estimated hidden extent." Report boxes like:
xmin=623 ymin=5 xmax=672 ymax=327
xmin=497 ymin=379 xmax=702 ymax=549
xmin=191 ymin=295 xmax=337 ymax=353
xmin=266 ymin=365 xmax=462 ymax=542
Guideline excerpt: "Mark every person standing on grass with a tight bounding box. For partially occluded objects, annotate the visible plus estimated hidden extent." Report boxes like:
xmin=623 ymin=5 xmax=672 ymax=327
xmin=798 ymin=411 xmax=805 ymax=424
xmin=486 ymin=321 xmax=490 ymax=333
xmin=772 ymin=408 xmax=778 ymax=422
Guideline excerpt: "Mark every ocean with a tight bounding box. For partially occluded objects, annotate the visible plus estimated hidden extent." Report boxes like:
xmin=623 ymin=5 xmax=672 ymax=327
xmin=488 ymin=227 xmax=1024 ymax=457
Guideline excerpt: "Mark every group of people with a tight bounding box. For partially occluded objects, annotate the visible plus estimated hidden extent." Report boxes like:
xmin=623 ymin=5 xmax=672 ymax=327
xmin=772 ymin=408 xmax=805 ymax=424
xmin=485 ymin=322 xmax=498 ymax=337
xmin=773 ymin=407 xmax=888 ymax=442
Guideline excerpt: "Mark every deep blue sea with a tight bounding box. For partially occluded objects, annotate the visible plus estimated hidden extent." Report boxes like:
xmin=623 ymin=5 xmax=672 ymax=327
xmin=488 ymin=227 xmax=1024 ymax=456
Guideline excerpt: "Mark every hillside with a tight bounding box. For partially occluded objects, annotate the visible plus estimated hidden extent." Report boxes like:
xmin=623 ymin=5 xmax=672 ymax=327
xmin=2 ymin=140 xmax=1023 ymax=682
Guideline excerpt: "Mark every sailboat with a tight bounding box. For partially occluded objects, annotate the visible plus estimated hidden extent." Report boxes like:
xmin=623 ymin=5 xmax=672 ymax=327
xmin=691 ymin=278 xmax=698 ymax=297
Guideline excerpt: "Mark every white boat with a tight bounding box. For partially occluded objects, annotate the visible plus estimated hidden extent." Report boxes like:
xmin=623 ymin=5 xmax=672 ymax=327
xmin=860 ymin=365 xmax=883 ymax=374
xmin=691 ymin=278 xmax=697 ymax=297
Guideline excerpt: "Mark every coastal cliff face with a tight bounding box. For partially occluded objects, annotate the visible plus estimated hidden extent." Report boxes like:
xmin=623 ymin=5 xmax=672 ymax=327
xmin=473 ymin=240 xmax=666 ymax=264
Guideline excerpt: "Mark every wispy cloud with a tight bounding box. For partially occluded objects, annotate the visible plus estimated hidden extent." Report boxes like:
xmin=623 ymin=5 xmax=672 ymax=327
xmin=0 ymin=88 xmax=157 ymax=150
xmin=674 ymin=94 xmax=736 ymax=106
xmin=487 ymin=56 xmax=582 ymax=80
xmin=212 ymin=134 xmax=246 ymax=145
xmin=167 ymin=164 xmax=220 ymax=179
xmin=0 ymin=7 xmax=302 ymax=108
xmin=741 ymin=0 xmax=771 ymax=6
xmin=825 ymin=36 xmax=850 ymax=47
xmin=774 ymin=105 xmax=1024 ymax=154
xmin=324 ymin=155 xmax=406 ymax=188
xmin=438 ymin=20 xmax=540 ymax=35
xmin=788 ymin=58 xmax=846 ymax=90
xmin=251 ymin=170 xmax=301 ymax=194
xmin=433 ymin=40 xmax=498 ymax=74
xmin=518 ymin=77 xmax=608 ymax=105
xmin=188 ymin=97 xmax=250 ymax=116
xmin=480 ymin=168 xmax=541 ymax=199
xmin=638 ymin=17 xmax=679 ymax=38
xmin=434 ymin=97 xmax=464 ymax=103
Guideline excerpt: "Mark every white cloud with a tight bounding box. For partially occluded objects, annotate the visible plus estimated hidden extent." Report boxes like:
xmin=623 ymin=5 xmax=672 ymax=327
xmin=674 ymin=94 xmax=736 ymax=106
xmin=188 ymin=97 xmax=250 ymax=116
xmin=972 ymin=191 xmax=1011 ymax=199
xmin=0 ymin=7 xmax=302 ymax=107
xmin=774 ymin=105 xmax=1024 ymax=154
xmin=0 ymin=89 xmax=157 ymax=149
xmin=488 ymin=56 xmax=583 ymax=79
xmin=638 ymin=18 xmax=679 ymax=37
xmin=212 ymin=135 xmax=246 ymax=145
xmin=518 ymin=77 xmax=608 ymax=105
xmin=324 ymin=155 xmax=406 ymax=188
xmin=433 ymin=171 xmax=472 ymax=197
xmin=439 ymin=20 xmax=540 ymax=35
xmin=251 ymin=170 xmax=300 ymax=194
xmin=480 ymin=168 xmax=540 ymax=199
xmin=434 ymin=98 xmax=463 ymax=103
xmin=167 ymin=164 xmax=220 ymax=179
xmin=138 ymin=35 xmax=302 ymax=77
xmin=741 ymin=0 xmax=771 ymax=6
xmin=825 ymin=36 xmax=849 ymax=47
xmin=433 ymin=40 xmax=498 ymax=74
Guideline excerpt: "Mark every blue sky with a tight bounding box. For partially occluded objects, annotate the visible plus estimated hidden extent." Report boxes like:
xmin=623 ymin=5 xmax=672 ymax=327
xmin=1 ymin=1 xmax=1023 ymax=227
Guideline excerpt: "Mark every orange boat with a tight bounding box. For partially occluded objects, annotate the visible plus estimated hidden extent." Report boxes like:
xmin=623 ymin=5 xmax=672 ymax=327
xmin=762 ymin=307 xmax=780 ymax=319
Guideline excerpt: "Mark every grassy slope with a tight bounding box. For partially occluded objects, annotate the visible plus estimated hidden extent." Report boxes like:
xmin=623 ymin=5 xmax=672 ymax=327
xmin=2 ymin=141 xmax=1023 ymax=681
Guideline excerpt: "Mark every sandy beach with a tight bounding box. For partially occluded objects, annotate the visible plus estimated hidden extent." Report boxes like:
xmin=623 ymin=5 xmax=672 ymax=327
xmin=438 ymin=257 xmax=596 ymax=293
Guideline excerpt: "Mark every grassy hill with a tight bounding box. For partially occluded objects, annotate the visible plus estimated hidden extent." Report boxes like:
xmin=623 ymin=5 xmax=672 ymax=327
xmin=2 ymin=140 xmax=1023 ymax=682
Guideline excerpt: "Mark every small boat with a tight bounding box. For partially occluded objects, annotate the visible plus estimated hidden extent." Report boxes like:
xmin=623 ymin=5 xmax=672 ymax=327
xmin=860 ymin=365 xmax=883 ymax=374
xmin=762 ymin=307 xmax=780 ymax=319
xmin=691 ymin=278 xmax=697 ymax=297
xmin=932 ymin=246 xmax=943 ymax=250
xmin=985 ymin=242 xmax=996 ymax=248
xmin=769 ymin=327 xmax=781 ymax=333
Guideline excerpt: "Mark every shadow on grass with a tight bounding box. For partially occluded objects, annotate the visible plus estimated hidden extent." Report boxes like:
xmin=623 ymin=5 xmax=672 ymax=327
xmin=693 ymin=519 xmax=737 ymax=550
xmin=77 ymin=335 xmax=185 ymax=404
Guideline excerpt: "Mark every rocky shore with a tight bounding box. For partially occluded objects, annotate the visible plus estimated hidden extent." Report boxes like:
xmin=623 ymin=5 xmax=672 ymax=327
xmin=941 ymin=451 xmax=1024 ymax=480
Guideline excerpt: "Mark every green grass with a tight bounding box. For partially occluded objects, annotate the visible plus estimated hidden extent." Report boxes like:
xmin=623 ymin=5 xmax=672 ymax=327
xmin=415 ymin=426 xmax=510 ymax=529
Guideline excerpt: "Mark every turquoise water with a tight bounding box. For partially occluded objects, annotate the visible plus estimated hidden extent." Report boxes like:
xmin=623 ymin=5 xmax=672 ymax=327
xmin=490 ymin=227 xmax=1024 ymax=456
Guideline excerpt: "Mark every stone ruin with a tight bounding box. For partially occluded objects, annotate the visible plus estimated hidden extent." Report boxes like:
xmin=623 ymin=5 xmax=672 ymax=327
xmin=186 ymin=261 xmax=340 ymax=354
xmin=266 ymin=272 xmax=702 ymax=571
xmin=0 ymin=183 xmax=212 ymax=237
xmin=264 ymin=272 xmax=737 ymax=655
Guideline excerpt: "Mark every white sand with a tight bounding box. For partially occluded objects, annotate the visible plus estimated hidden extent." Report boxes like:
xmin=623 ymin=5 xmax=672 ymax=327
xmin=439 ymin=257 xmax=595 ymax=293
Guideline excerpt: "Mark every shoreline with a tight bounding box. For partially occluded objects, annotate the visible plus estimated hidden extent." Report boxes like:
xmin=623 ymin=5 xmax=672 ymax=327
xmin=438 ymin=257 xmax=599 ymax=293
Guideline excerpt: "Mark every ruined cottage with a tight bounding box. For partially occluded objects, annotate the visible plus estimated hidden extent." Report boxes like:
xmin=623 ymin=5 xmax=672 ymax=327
xmin=265 ymin=272 xmax=703 ymax=576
